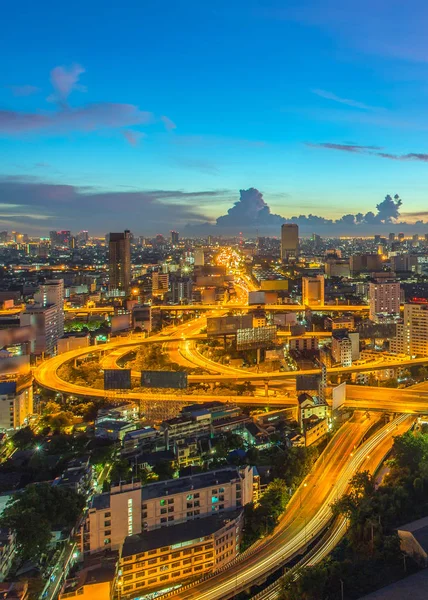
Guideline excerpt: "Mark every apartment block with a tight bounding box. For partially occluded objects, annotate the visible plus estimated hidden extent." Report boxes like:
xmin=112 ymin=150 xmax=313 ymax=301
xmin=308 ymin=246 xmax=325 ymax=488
xmin=82 ymin=468 xmax=253 ymax=555
xmin=118 ymin=510 xmax=243 ymax=598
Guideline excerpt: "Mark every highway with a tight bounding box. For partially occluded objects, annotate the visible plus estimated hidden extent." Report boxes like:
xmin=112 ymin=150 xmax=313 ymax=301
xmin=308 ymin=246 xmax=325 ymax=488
xmin=158 ymin=413 xmax=413 ymax=600
xmin=345 ymin=384 xmax=428 ymax=413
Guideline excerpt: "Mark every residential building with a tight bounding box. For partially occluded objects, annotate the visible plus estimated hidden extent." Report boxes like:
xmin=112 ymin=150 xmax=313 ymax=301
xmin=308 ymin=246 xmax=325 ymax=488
xmin=302 ymin=275 xmax=325 ymax=306
xmin=59 ymin=561 xmax=117 ymax=600
xmin=95 ymin=420 xmax=136 ymax=442
xmin=122 ymin=428 xmax=160 ymax=455
xmin=289 ymin=337 xmax=319 ymax=352
xmin=0 ymin=381 xmax=33 ymax=430
xmin=298 ymin=393 xmax=329 ymax=428
xmin=369 ymin=278 xmax=400 ymax=322
xmin=331 ymin=331 xmax=353 ymax=366
xmin=303 ymin=415 xmax=329 ymax=446
xmin=108 ymin=230 xmax=131 ymax=294
xmin=325 ymin=315 xmax=355 ymax=330
xmin=391 ymin=302 xmax=428 ymax=356
xmin=170 ymin=277 xmax=193 ymax=304
xmin=20 ymin=304 xmax=58 ymax=355
xmin=170 ymin=231 xmax=179 ymax=245
xmin=390 ymin=254 xmax=419 ymax=273
xmin=281 ymin=224 xmax=299 ymax=261
xmin=325 ymin=258 xmax=350 ymax=278
xmin=117 ymin=511 xmax=243 ymax=597
xmin=82 ymin=468 xmax=253 ymax=554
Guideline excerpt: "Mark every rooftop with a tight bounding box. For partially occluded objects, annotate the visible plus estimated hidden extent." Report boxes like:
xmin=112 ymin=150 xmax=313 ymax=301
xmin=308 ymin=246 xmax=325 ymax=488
xmin=122 ymin=509 xmax=242 ymax=556
xmin=141 ymin=467 xmax=241 ymax=501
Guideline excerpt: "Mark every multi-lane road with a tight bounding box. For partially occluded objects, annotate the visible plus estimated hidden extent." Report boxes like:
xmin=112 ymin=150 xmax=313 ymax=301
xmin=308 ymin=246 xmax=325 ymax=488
xmin=158 ymin=413 xmax=413 ymax=600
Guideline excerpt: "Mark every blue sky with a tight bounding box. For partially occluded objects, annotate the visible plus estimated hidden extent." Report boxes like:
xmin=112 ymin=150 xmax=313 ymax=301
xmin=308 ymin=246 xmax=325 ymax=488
xmin=2 ymin=0 xmax=428 ymax=234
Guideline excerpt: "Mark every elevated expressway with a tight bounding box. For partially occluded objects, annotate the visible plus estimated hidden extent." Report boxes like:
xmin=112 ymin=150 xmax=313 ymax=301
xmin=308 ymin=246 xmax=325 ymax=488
xmin=160 ymin=413 xmax=413 ymax=600
xmin=35 ymin=326 xmax=428 ymax=412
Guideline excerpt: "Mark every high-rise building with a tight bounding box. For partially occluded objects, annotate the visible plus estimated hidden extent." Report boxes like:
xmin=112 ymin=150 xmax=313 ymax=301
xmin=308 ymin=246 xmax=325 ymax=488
xmin=170 ymin=230 xmax=179 ymax=245
xmin=350 ymin=254 xmax=382 ymax=274
xmin=34 ymin=279 xmax=65 ymax=340
xmin=21 ymin=305 xmax=58 ymax=355
xmin=0 ymin=380 xmax=33 ymax=429
xmin=391 ymin=303 xmax=428 ymax=356
xmin=170 ymin=277 xmax=193 ymax=303
xmin=281 ymin=224 xmax=299 ymax=261
xmin=50 ymin=230 xmax=71 ymax=248
xmin=398 ymin=232 xmax=405 ymax=242
xmin=388 ymin=232 xmax=395 ymax=243
xmin=77 ymin=230 xmax=89 ymax=245
xmin=390 ymin=254 xmax=419 ymax=273
xmin=194 ymin=248 xmax=205 ymax=266
xmin=368 ymin=278 xmax=400 ymax=322
xmin=302 ymin=275 xmax=325 ymax=306
xmin=109 ymin=230 xmax=131 ymax=294
xmin=152 ymin=272 xmax=169 ymax=295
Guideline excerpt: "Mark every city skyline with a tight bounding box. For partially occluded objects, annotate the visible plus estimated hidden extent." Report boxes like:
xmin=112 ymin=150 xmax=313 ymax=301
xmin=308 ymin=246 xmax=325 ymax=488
xmin=3 ymin=1 xmax=428 ymax=233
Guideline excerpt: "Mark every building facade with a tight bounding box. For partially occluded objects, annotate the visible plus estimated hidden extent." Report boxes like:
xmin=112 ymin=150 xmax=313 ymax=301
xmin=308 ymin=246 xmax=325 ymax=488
xmin=302 ymin=275 xmax=325 ymax=306
xmin=391 ymin=303 xmax=428 ymax=356
xmin=109 ymin=231 xmax=131 ymax=294
xmin=369 ymin=279 xmax=400 ymax=322
xmin=280 ymin=224 xmax=299 ymax=262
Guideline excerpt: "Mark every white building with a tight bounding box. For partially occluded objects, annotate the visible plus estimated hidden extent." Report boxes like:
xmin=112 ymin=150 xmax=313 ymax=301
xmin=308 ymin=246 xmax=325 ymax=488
xmin=391 ymin=303 xmax=428 ymax=356
xmin=369 ymin=279 xmax=400 ymax=322
xmin=302 ymin=275 xmax=325 ymax=306
xmin=34 ymin=279 xmax=64 ymax=340
xmin=81 ymin=467 xmax=253 ymax=554
xmin=0 ymin=380 xmax=33 ymax=430
xmin=331 ymin=333 xmax=353 ymax=366
xmin=20 ymin=305 xmax=58 ymax=356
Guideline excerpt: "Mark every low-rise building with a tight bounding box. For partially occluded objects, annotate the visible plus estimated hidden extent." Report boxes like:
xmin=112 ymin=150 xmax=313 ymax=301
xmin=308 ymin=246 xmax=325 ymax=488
xmin=122 ymin=428 xmax=160 ymax=455
xmin=303 ymin=415 xmax=329 ymax=446
xmin=118 ymin=510 xmax=243 ymax=597
xmin=95 ymin=420 xmax=136 ymax=442
xmin=59 ymin=561 xmax=116 ymax=600
xmin=298 ymin=393 xmax=329 ymax=428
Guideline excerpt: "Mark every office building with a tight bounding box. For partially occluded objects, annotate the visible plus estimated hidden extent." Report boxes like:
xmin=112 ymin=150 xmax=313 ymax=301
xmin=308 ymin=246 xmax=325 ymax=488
xmin=369 ymin=279 xmax=400 ymax=322
xmin=34 ymin=279 xmax=64 ymax=341
xmin=170 ymin=231 xmax=179 ymax=245
xmin=390 ymin=254 xmax=419 ymax=273
xmin=117 ymin=510 xmax=243 ymax=597
xmin=50 ymin=230 xmax=71 ymax=248
xmin=302 ymin=275 xmax=324 ymax=306
xmin=170 ymin=277 xmax=193 ymax=304
xmin=152 ymin=272 xmax=169 ymax=295
xmin=325 ymin=258 xmax=350 ymax=278
xmin=108 ymin=230 xmax=131 ymax=294
xmin=81 ymin=467 xmax=253 ymax=554
xmin=391 ymin=303 xmax=428 ymax=356
xmin=388 ymin=232 xmax=395 ymax=243
xmin=350 ymin=254 xmax=382 ymax=274
xmin=281 ymin=224 xmax=299 ymax=261
xmin=398 ymin=232 xmax=405 ymax=242
xmin=21 ymin=305 xmax=58 ymax=355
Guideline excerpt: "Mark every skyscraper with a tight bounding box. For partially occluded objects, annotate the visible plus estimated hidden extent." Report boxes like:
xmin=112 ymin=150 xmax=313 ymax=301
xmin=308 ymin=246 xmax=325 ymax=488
xmin=109 ymin=230 xmax=131 ymax=294
xmin=170 ymin=230 xmax=179 ymax=245
xmin=281 ymin=224 xmax=299 ymax=261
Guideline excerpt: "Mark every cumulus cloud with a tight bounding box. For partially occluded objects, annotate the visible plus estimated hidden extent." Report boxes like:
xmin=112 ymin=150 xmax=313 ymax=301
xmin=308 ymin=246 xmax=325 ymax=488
xmin=186 ymin=188 xmax=413 ymax=235
xmin=308 ymin=142 xmax=428 ymax=162
xmin=48 ymin=63 xmax=86 ymax=105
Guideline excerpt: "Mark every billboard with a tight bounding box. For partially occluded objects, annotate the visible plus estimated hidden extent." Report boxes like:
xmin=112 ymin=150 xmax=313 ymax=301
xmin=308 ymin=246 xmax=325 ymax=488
xmin=141 ymin=371 xmax=188 ymax=389
xmin=104 ymin=369 xmax=132 ymax=390
xmin=296 ymin=374 xmax=320 ymax=391
xmin=236 ymin=326 xmax=277 ymax=350
xmin=207 ymin=315 xmax=253 ymax=337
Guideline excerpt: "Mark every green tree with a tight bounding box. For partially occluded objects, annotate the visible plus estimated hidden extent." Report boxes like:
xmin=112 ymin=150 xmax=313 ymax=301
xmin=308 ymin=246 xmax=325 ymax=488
xmin=0 ymin=484 xmax=85 ymax=562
